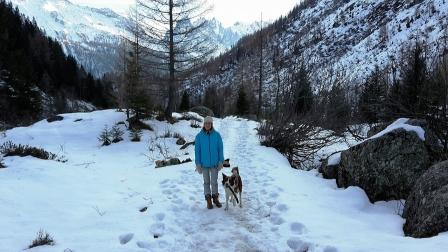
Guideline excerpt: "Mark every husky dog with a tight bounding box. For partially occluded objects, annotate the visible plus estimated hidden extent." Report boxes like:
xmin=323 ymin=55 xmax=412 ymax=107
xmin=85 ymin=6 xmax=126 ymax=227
xmin=222 ymin=167 xmax=243 ymax=210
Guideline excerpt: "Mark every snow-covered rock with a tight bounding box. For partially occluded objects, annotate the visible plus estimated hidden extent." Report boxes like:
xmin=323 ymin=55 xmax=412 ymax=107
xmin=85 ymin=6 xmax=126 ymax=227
xmin=319 ymin=152 xmax=341 ymax=180
xmin=338 ymin=122 xmax=431 ymax=202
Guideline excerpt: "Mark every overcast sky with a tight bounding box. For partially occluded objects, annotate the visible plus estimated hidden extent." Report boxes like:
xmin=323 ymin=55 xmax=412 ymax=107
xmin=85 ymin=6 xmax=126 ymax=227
xmin=70 ymin=0 xmax=299 ymax=27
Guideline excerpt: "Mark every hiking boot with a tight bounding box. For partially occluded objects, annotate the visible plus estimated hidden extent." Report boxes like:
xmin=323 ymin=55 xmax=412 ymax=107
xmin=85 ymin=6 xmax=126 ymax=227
xmin=205 ymin=194 xmax=213 ymax=209
xmin=212 ymin=194 xmax=222 ymax=208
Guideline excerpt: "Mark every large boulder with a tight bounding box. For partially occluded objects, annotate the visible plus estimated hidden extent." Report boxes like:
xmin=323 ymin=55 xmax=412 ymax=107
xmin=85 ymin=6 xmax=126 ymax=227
xmin=338 ymin=128 xmax=430 ymax=202
xmin=403 ymin=160 xmax=448 ymax=238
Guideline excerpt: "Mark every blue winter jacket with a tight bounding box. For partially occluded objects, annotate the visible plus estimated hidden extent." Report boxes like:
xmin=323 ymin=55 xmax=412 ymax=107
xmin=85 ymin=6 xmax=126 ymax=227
xmin=195 ymin=128 xmax=224 ymax=169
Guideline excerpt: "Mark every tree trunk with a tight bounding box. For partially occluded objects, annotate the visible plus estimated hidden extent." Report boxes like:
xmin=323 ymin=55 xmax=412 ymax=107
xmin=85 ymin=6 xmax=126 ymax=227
xmin=257 ymin=13 xmax=263 ymax=120
xmin=166 ymin=0 xmax=176 ymax=118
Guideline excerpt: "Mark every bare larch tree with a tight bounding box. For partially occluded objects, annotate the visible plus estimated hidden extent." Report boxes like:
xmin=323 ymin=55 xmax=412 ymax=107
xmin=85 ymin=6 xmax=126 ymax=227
xmin=136 ymin=0 xmax=214 ymax=118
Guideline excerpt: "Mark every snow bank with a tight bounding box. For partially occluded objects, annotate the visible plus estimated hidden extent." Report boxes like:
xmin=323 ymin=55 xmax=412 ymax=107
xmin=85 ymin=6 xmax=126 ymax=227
xmin=0 ymin=110 xmax=446 ymax=252
xmin=328 ymin=152 xmax=342 ymax=166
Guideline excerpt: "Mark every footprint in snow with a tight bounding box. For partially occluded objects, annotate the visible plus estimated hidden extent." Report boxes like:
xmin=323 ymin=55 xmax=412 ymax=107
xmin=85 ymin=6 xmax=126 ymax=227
xmin=154 ymin=213 xmax=165 ymax=221
xmin=136 ymin=241 xmax=152 ymax=249
xmin=324 ymin=246 xmax=339 ymax=252
xmin=162 ymin=189 xmax=172 ymax=195
xmin=269 ymin=192 xmax=279 ymax=199
xmin=160 ymin=179 xmax=169 ymax=185
xmin=118 ymin=233 xmax=134 ymax=245
xmin=269 ymin=214 xmax=285 ymax=225
xmin=173 ymin=198 xmax=184 ymax=205
xmin=290 ymin=222 xmax=306 ymax=234
xmin=287 ymin=237 xmax=309 ymax=251
xmin=276 ymin=203 xmax=288 ymax=212
xmin=149 ymin=223 xmax=165 ymax=238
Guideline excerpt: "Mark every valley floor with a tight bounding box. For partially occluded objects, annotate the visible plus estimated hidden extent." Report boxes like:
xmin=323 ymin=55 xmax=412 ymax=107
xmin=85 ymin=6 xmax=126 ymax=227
xmin=0 ymin=110 xmax=447 ymax=251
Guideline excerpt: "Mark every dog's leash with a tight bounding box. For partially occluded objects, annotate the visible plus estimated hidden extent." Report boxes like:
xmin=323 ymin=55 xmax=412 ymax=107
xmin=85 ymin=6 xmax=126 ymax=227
xmin=226 ymin=184 xmax=239 ymax=204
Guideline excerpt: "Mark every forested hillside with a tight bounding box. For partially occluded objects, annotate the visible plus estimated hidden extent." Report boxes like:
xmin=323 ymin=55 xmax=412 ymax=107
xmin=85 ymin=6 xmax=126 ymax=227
xmin=0 ymin=0 xmax=113 ymax=127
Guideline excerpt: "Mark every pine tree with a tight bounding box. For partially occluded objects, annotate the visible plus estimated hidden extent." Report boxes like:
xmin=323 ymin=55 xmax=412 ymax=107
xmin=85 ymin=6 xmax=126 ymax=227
xmin=123 ymin=6 xmax=151 ymax=120
xmin=399 ymin=42 xmax=428 ymax=117
xmin=98 ymin=125 xmax=111 ymax=146
xmin=358 ymin=67 xmax=387 ymax=124
xmin=203 ymin=86 xmax=218 ymax=115
xmin=130 ymin=128 xmax=142 ymax=142
xmin=292 ymin=65 xmax=313 ymax=115
xmin=236 ymin=86 xmax=249 ymax=116
xmin=179 ymin=91 xmax=190 ymax=111
xmin=111 ymin=125 xmax=124 ymax=143
xmin=325 ymin=84 xmax=351 ymax=133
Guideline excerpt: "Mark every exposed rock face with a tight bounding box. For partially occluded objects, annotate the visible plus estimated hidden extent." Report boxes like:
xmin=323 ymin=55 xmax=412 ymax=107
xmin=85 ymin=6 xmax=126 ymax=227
xmin=338 ymin=128 xmax=430 ymax=202
xmin=319 ymin=153 xmax=340 ymax=180
xmin=403 ymin=160 xmax=448 ymax=238
xmin=406 ymin=119 xmax=445 ymax=162
xmin=46 ymin=115 xmax=64 ymax=122
xmin=366 ymin=123 xmax=387 ymax=138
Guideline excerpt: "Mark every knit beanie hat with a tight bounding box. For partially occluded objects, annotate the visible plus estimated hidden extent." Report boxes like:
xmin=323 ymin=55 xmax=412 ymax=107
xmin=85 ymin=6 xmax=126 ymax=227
xmin=204 ymin=116 xmax=213 ymax=124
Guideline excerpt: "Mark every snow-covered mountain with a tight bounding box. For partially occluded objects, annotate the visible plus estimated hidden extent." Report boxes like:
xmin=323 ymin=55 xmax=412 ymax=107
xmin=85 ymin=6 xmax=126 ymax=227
xmin=10 ymin=0 xmax=128 ymax=77
xmin=205 ymin=18 xmax=262 ymax=55
xmin=10 ymin=0 xmax=259 ymax=76
xmin=187 ymin=0 xmax=448 ymax=104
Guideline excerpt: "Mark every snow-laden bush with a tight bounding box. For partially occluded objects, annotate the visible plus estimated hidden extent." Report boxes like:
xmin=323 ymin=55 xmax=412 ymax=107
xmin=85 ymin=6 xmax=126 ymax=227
xmin=111 ymin=125 xmax=124 ymax=143
xmin=178 ymin=112 xmax=201 ymax=122
xmin=98 ymin=125 xmax=111 ymax=146
xmin=162 ymin=129 xmax=172 ymax=138
xmin=28 ymin=229 xmax=54 ymax=249
xmin=0 ymin=141 xmax=66 ymax=162
xmin=173 ymin=132 xmax=183 ymax=139
xmin=130 ymin=128 xmax=142 ymax=142
xmin=190 ymin=120 xmax=200 ymax=128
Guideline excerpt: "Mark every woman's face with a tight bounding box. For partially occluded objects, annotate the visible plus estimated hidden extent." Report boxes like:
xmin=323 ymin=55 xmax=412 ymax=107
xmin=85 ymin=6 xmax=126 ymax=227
xmin=204 ymin=122 xmax=212 ymax=131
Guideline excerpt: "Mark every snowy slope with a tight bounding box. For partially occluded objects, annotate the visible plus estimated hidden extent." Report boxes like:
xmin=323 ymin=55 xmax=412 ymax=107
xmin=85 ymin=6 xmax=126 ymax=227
xmin=1 ymin=110 xmax=447 ymax=251
xmin=188 ymin=0 xmax=448 ymax=103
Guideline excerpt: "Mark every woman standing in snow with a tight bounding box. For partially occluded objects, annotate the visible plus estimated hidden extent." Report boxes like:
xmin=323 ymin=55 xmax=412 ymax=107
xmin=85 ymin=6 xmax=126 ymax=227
xmin=194 ymin=116 xmax=224 ymax=209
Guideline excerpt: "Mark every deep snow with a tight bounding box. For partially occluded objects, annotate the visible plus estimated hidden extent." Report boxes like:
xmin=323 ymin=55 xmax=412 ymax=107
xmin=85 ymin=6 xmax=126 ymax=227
xmin=0 ymin=110 xmax=447 ymax=251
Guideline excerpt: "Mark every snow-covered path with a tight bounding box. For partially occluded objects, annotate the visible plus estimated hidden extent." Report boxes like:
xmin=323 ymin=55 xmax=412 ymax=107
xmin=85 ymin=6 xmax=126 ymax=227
xmin=1 ymin=110 xmax=447 ymax=251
